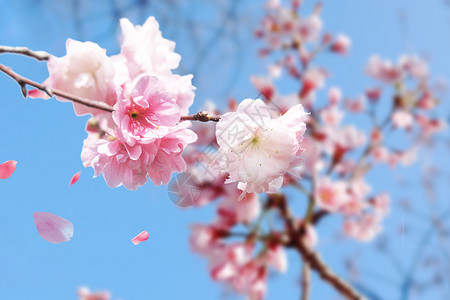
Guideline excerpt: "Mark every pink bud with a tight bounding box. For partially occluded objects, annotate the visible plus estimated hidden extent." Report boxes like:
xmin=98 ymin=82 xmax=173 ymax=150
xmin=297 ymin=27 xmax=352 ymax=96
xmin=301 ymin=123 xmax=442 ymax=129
xmin=330 ymin=34 xmax=351 ymax=55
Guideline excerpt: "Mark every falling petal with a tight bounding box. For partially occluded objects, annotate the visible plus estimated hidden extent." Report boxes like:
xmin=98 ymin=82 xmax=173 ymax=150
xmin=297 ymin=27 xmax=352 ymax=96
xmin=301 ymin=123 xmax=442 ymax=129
xmin=28 ymin=89 xmax=50 ymax=99
xmin=33 ymin=212 xmax=74 ymax=244
xmin=70 ymin=171 xmax=81 ymax=186
xmin=131 ymin=230 xmax=149 ymax=245
xmin=0 ymin=160 xmax=17 ymax=179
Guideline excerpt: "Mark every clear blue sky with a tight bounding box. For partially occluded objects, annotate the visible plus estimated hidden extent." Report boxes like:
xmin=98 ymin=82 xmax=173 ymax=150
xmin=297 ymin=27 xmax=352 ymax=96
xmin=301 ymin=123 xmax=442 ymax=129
xmin=0 ymin=0 xmax=449 ymax=299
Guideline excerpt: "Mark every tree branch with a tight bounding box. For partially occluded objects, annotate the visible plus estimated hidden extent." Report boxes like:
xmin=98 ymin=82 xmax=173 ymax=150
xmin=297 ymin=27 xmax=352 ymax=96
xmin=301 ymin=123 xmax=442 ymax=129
xmin=301 ymin=263 xmax=311 ymax=300
xmin=273 ymin=195 xmax=367 ymax=300
xmin=0 ymin=62 xmax=225 ymax=121
xmin=0 ymin=46 xmax=51 ymax=61
xmin=0 ymin=64 xmax=114 ymax=113
xmin=180 ymin=111 xmax=221 ymax=122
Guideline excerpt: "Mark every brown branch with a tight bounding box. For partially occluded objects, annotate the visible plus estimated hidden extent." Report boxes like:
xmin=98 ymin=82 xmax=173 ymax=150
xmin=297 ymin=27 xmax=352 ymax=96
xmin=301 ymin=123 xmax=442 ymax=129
xmin=0 ymin=64 xmax=115 ymax=113
xmin=301 ymin=263 xmax=311 ymax=300
xmin=180 ymin=111 xmax=221 ymax=122
xmin=273 ymin=194 xmax=367 ymax=300
xmin=0 ymin=46 xmax=51 ymax=61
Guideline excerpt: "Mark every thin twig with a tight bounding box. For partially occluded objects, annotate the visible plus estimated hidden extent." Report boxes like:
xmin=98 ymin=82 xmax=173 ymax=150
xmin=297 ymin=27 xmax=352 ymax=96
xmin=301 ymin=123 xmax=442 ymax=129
xmin=180 ymin=111 xmax=221 ymax=122
xmin=0 ymin=61 xmax=225 ymax=121
xmin=0 ymin=46 xmax=51 ymax=61
xmin=0 ymin=64 xmax=115 ymax=112
xmin=301 ymin=263 xmax=311 ymax=300
xmin=274 ymin=195 xmax=367 ymax=300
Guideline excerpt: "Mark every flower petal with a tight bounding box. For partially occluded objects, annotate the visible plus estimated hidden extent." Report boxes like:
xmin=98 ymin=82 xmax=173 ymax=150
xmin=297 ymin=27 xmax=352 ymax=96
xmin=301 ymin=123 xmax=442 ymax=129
xmin=70 ymin=171 xmax=81 ymax=186
xmin=131 ymin=230 xmax=149 ymax=245
xmin=33 ymin=212 xmax=74 ymax=244
xmin=0 ymin=160 xmax=17 ymax=179
xmin=28 ymin=89 xmax=50 ymax=99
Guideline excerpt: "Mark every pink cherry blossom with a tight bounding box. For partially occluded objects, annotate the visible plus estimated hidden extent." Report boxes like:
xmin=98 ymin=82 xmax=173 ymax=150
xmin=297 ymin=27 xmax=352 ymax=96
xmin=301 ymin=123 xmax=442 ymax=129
xmin=330 ymin=34 xmax=351 ymax=55
xmin=119 ymin=17 xmax=181 ymax=78
xmin=320 ymin=105 xmax=343 ymax=126
xmin=113 ymin=75 xmax=181 ymax=146
xmin=247 ymin=275 xmax=267 ymax=300
xmin=372 ymin=146 xmax=389 ymax=163
xmin=131 ymin=230 xmax=149 ymax=245
xmin=298 ymin=14 xmax=322 ymax=43
xmin=0 ymin=160 xmax=17 ymax=179
xmin=343 ymin=214 xmax=382 ymax=242
xmin=70 ymin=171 xmax=81 ymax=186
xmin=217 ymin=192 xmax=261 ymax=227
xmin=189 ymin=224 xmax=222 ymax=255
xmin=344 ymin=96 xmax=365 ymax=113
xmin=115 ymin=18 xmax=195 ymax=115
xmin=392 ymin=110 xmax=413 ymax=129
xmin=416 ymin=114 xmax=447 ymax=136
xmin=365 ymin=55 xmax=402 ymax=84
xmin=315 ymin=177 xmax=350 ymax=212
xmin=78 ymin=287 xmax=110 ymax=300
xmin=399 ymin=55 xmax=428 ymax=80
xmin=300 ymin=68 xmax=326 ymax=98
xmin=147 ymin=121 xmax=198 ymax=186
xmin=81 ymin=130 xmax=158 ymax=190
xmin=365 ymin=87 xmax=382 ymax=102
xmin=370 ymin=193 xmax=390 ymax=216
xmin=267 ymin=244 xmax=288 ymax=273
xmin=328 ymin=87 xmax=342 ymax=105
xmin=47 ymin=39 xmax=117 ymax=116
xmin=216 ymin=99 xmax=307 ymax=198
xmin=33 ymin=212 xmax=74 ymax=244
xmin=251 ymin=76 xmax=276 ymax=100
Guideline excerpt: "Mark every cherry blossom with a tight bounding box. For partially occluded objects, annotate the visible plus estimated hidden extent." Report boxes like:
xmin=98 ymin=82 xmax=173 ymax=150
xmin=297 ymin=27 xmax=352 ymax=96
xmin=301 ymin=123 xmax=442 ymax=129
xmin=113 ymin=75 xmax=181 ymax=146
xmin=315 ymin=177 xmax=350 ymax=212
xmin=216 ymin=98 xmax=307 ymax=198
xmin=330 ymin=34 xmax=351 ymax=55
xmin=78 ymin=287 xmax=110 ymax=300
xmin=47 ymin=39 xmax=117 ymax=116
xmin=365 ymin=55 xmax=403 ymax=84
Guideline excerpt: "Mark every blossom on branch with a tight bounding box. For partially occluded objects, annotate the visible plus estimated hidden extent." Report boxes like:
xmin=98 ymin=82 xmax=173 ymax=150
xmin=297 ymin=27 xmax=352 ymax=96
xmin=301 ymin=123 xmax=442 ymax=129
xmin=215 ymin=98 xmax=307 ymax=199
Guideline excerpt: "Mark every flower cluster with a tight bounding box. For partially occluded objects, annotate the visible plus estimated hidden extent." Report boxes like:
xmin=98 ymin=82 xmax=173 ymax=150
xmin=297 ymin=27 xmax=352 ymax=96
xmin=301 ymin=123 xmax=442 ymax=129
xmin=41 ymin=17 xmax=197 ymax=190
xmin=175 ymin=0 xmax=448 ymax=298
xmin=6 ymin=0 xmax=446 ymax=299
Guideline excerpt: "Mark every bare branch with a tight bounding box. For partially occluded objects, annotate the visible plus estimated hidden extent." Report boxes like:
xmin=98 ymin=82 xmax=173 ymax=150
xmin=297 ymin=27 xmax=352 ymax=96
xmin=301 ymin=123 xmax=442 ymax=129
xmin=0 ymin=46 xmax=51 ymax=61
xmin=301 ymin=263 xmax=311 ymax=300
xmin=0 ymin=64 xmax=114 ymax=113
xmin=0 ymin=62 xmax=224 ymax=120
xmin=273 ymin=195 xmax=367 ymax=300
xmin=180 ymin=111 xmax=221 ymax=122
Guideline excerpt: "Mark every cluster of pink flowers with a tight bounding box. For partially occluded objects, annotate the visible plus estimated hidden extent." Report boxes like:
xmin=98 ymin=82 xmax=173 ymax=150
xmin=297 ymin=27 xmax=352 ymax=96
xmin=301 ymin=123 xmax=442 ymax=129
xmin=173 ymin=1 xmax=448 ymax=296
xmin=39 ymin=17 xmax=197 ymax=190
xmin=256 ymin=0 xmax=350 ymax=59
xmin=11 ymin=0 xmax=445 ymax=298
xmin=189 ymin=193 xmax=317 ymax=300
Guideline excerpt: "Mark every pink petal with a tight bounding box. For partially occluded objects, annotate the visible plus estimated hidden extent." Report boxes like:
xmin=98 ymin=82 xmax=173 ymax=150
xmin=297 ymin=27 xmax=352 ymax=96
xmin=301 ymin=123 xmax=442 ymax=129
xmin=28 ymin=89 xmax=50 ymax=99
xmin=0 ymin=160 xmax=17 ymax=179
xmin=70 ymin=171 xmax=81 ymax=186
xmin=33 ymin=212 xmax=74 ymax=244
xmin=131 ymin=230 xmax=149 ymax=245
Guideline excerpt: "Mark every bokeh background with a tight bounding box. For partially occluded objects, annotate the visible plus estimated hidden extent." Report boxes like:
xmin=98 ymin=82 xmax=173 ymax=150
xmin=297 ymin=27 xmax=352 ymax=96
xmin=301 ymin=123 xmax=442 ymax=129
xmin=1 ymin=0 xmax=450 ymax=299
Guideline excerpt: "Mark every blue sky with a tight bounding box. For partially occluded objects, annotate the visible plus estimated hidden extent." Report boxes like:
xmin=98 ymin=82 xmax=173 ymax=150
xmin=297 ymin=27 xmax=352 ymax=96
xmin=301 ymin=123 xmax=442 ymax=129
xmin=0 ymin=0 xmax=449 ymax=299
